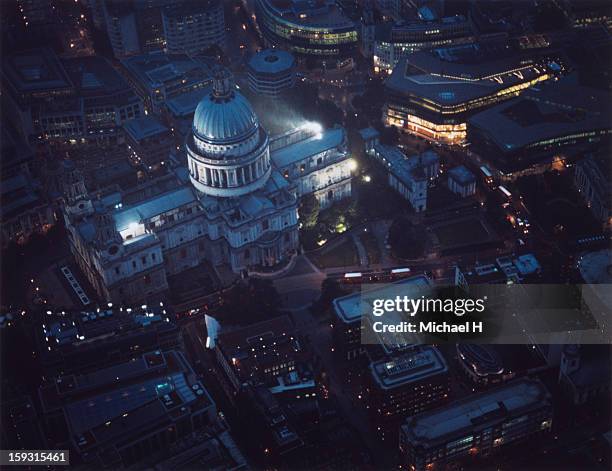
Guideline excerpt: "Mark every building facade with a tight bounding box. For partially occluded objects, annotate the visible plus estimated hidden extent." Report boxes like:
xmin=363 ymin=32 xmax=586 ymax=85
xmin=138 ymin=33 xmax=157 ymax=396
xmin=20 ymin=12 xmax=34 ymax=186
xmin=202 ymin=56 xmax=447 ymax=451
xmin=2 ymin=50 xmax=143 ymax=146
xmin=574 ymin=155 xmax=611 ymax=230
xmin=103 ymin=0 xmax=225 ymax=58
xmin=448 ymin=165 xmax=476 ymax=197
xmin=119 ymin=52 xmax=213 ymax=115
xmin=39 ymin=350 xmax=217 ymax=467
xmin=372 ymin=16 xmax=475 ymax=74
xmin=162 ymin=1 xmax=225 ymax=56
xmin=468 ymin=82 xmax=612 ymax=173
xmin=367 ymin=142 xmax=439 ymax=212
xmin=247 ymin=49 xmax=296 ymax=98
xmin=124 ymin=116 xmax=174 ymax=174
xmin=103 ymin=0 xmax=169 ymax=57
xmin=270 ymin=126 xmax=353 ymax=209
xmin=384 ymin=47 xmax=558 ymax=145
xmin=399 ymin=378 xmax=553 ymax=471
xmin=255 ymin=0 xmax=358 ymax=68
xmin=367 ymin=346 xmax=449 ymax=443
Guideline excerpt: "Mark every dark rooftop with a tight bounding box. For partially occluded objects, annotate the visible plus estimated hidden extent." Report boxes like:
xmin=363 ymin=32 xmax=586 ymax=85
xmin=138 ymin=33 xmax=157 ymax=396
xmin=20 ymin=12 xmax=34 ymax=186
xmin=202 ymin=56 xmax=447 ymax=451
xmin=469 ymin=79 xmax=612 ymax=152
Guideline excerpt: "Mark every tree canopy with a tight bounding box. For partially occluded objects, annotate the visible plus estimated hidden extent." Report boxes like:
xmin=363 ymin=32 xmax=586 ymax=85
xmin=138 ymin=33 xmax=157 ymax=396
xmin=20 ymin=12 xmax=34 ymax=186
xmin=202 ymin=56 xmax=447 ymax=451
xmin=299 ymin=194 xmax=320 ymax=229
xmin=215 ymin=278 xmax=281 ymax=324
xmin=388 ymin=216 xmax=427 ymax=259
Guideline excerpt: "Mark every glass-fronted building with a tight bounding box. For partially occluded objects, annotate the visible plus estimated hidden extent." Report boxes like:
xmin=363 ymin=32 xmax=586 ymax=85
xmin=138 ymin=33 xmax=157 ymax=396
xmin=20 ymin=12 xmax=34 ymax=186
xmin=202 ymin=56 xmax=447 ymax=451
xmin=254 ymin=0 xmax=358 ymax=68
xmin=384 ymin=45 xmax=560 ymax=145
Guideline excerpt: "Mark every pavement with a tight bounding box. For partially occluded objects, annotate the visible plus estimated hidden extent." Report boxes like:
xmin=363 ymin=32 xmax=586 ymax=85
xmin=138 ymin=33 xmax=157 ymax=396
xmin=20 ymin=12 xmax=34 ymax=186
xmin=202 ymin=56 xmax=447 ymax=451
xmin=351 ymin=232 xmax=369 ymax=266
xmin=272 ymin=255 xmax=325 ymax=310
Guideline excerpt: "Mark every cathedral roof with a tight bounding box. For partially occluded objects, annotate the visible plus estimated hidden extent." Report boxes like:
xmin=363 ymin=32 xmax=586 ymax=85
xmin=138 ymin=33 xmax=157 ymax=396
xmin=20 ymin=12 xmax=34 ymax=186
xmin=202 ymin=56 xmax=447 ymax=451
xmin=192 ymin=69 xmax=259 ymax=145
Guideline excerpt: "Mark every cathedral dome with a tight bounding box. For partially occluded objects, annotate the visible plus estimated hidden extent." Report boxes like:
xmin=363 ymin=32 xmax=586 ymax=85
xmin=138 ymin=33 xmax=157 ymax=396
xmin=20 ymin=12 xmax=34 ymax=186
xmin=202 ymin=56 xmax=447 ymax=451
xmin=187 ymin=67 xmax=272 ymax=198
xmin=192 ymin=70 xmax=258 ymax=145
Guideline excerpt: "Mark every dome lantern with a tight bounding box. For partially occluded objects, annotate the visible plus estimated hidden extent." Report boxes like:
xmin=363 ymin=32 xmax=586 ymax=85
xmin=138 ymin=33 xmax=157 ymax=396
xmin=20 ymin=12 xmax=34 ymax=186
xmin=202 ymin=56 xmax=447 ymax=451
xmin=212 ymin=67 xmax=234 ymax=101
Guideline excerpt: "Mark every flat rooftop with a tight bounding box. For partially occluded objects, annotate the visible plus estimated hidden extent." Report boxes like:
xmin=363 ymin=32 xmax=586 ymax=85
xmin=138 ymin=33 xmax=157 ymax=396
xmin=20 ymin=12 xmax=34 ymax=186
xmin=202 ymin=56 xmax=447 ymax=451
xmin=216 ymin=315 xmax=295 ymax=351
xmin=578 ymin=250 xmax=612 ymax=284
xmin=3 ymin=48 xmax=72 ymax=95
xmin=376 ymin=15 xmax=471 ymax=41
xmin=216 ymin=315 xmax=308 ymax=386
xmin=63 ymin=56 xmax=133 ymax=98
xmin=113 ymin=186 xmax=197 ymax=232
xmin=120 ymin=52 xmax=211 ymax=91
xmin=41 ymin=305 xmax=175 ymax=351
xmin=387 ymin=47 xmax=554 ymax=106
xmin=468 ymin=80 xmax=612 ymax=152
xmin=271 ymin=127 xmax=345 ymax=168
xmin=38 ymin=351 xmax=214 ymax=456
xmin=124 ymin=116 xmax=169 ymax=142
xmin=401 ymin=378 xmax=550 ymax=447
xmin=333 ymin=275 xmax=431 ymax=324
xmin=166 ymin=87 xmax=211 ymax=117
xmin=448 ymin=165 xmax=476 ymax=184
xmin=373 ymin=144 xmax=438 ymax=187
xmin=358 ymin=127 xmax=379 ymax=141
xmin=263 ymin=0 xmax=355 ymax=29
xmin=248 ymin=49 xmax=295 ymax=74
xmin=370 ymin=346 xmax=448 ymax=390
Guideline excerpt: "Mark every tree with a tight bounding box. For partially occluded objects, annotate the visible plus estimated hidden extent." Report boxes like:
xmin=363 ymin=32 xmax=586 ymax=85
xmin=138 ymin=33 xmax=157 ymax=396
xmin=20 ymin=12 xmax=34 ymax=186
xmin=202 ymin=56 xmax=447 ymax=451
xmin=299 ymin=194 xmax=320 ymax=229
xmin=388 ymin=216 xmax=427 ymax=259
xmin=318 ymin=99 xmax=344 ymax=128
xmin=310 ymin=278 xmax=349 ymax=316
xmin=215 ymin=278 xmax=281 ymax=324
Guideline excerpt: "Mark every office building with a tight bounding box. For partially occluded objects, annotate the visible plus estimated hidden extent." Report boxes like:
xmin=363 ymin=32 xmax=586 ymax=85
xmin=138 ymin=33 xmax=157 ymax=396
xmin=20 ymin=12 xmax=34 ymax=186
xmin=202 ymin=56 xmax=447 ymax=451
xmin=456 ymin=343 xmax=548 ymax=388
xmin=469 ymin=81 xmax=612 ymax=172
xmin=469 ymin=1 xmax=538 ymax=35
xmin=2 ymin=49 xmax=143 ymax=146
xmin=247 ymin=49 xmax=296 ymax=98
xmin=119 ymin=52 xmax=213 ymax=115
xmin=124 ymin=116 xmax=173 ymax=173
xmin=456 ymin=253 xmax=542 ymax=286
xmin=255 ymin=0 xmax=358 ymax=68
xmin=400 ymin=378 xmax=553 ymax=471
xmin=372 ymin=16 xmax=475 ymax=73
xmin=162 ymin=1 xmax=225 ymax=56
xmin=384 ymin=45 xmax=558 ymax=144
xmin=573 ymin=155 xmax=611 ymax=230
xmin=368 ymin=346 xmax=449 ymax=443
xmin=215 ymin=315 xmax=314 ymax=398
xmin=456 ymin=344 xmax=504 ymax=386
xmin=332 ymin=276 xmax=431 ymax=361
xmin=39 ymin=350 xmax=217 ymax=467
xmin=103 ymin=0 xmax=169 ymax=58
xmin=38 ymin=304 xmax=181 ymax=376
xmin=103 ymin=0 xmax=225 ymax=58
xmin=1 ymin=129 xmax=55 ymax=246
xmin=1 ymin=395 xmax=47 ymax=451
xmin=559 ymin=344 xmax=611 ymax=405
xmin=556 ymin=0 xmax=612 ymax=29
